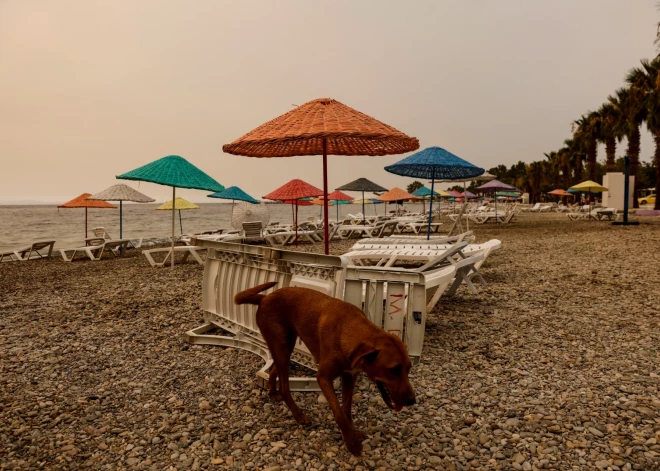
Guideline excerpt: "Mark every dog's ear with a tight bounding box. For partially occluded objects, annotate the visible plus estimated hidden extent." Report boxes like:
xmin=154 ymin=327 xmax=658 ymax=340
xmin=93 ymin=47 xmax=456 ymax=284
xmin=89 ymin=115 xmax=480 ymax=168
xmin=349 ymin=343 xmax=380 ymax=369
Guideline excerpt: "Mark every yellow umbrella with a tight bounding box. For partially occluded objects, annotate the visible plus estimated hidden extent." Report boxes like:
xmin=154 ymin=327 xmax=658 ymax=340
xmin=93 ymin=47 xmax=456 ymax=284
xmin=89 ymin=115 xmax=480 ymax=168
xmin=569 ymin=180 xmax=608 ymax=218
xmin=156 ymin=197 xmax=200 ymax=234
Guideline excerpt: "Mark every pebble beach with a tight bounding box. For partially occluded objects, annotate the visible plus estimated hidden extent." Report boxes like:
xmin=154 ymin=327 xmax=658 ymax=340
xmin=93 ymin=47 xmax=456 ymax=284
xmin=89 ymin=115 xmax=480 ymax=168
xmin=2 ymin=214 xmax=660 ymax=471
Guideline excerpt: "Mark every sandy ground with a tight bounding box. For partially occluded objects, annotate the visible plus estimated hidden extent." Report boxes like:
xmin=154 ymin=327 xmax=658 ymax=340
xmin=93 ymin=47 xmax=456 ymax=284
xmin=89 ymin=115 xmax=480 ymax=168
xmin=1 ymin=213 xmax=660 ymax=471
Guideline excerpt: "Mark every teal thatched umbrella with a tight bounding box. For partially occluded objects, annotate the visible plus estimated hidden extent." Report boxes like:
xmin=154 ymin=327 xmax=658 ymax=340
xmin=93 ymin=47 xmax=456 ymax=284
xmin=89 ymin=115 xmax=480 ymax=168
xmin=208 ymin=186 xmax=259 ymax=223
xmin=116 ymin=155 xmax=224 ymax=268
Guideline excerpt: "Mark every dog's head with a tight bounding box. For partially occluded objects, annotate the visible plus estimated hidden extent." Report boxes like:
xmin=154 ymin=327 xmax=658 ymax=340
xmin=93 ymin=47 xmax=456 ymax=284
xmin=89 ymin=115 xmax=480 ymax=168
xmin=349 ymin=334 xmax=416 ymax=412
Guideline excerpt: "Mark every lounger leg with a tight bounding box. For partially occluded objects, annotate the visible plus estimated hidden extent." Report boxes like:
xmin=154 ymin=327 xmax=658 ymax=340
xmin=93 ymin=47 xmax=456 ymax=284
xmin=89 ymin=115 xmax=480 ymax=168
xmin=426 ymin=282 xmax=449 ymax=311
xmin=189 ymin=249 xmax=204 ymax=265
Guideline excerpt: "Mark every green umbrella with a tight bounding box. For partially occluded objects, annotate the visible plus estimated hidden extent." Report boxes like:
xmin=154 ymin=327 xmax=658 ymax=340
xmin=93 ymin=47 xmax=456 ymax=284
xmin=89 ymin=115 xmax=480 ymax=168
xmin=116 ymin=155 xmax=224 ymax=268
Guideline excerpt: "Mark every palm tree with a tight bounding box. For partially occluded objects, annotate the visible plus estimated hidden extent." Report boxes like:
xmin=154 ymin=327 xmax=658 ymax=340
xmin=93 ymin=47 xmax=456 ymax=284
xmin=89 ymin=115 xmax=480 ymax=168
xmin=574 ymin=113 xmax=600 ymax=181
xmin=598 ymin=101 xmax=623 ymax=171
xmin=619 ymin=86 xmax=648 ymax=208
xmin=627 ymin=57 xmax=660 ymax=210
xmin=526 ymin=161 xmax=544 ymax=202
xmin=564 ymin=138 xmax=584 ymax=185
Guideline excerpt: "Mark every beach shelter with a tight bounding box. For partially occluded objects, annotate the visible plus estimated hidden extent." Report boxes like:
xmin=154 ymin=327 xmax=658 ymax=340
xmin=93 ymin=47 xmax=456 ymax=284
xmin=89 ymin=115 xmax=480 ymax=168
xmin=412 ymin=186 xmax=439 ymax=213
xmin=376 ymin=187 xmax=420 ymax=216
xmin=58 ymin=193 xmax=117 ymax=238
xmin=569 ymin=180 xmax=608 ymax=217
xmin=87 ymin=184 xmax=155 ymax=242
xmin=336 ymin=178 xmax=388 ymax=226
xmin=263 ymin=179 xmax=323 ymax=244
xmin=321 ymin=190 xmax=354 ymax=222
xmin=207 ymin=186 xmax=259 ymax=227
xmin=231 ymin=202 xmax=271 ymax=230
xmin=223 ymin=98 xmax=419 ymax=254
xmin=156 ymin=197 xmax=199 ymax=235
xmin=385 ymin=146 xmax=484 ymax=238
xmin=116 ymin=155 xmax=224 ymax=268
xmin=475 ymin=179 xmax=521 ymax=222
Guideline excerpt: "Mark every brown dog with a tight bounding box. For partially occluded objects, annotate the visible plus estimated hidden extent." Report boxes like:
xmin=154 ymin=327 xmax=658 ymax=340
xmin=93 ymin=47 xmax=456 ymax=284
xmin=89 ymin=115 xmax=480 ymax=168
xmin=235 ymin=282 xmax=416 ymax=456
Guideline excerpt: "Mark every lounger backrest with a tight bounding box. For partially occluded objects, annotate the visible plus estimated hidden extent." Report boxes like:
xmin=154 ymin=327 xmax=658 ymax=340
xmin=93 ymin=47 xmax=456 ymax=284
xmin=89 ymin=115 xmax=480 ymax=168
xmin=416 ymin=241 xmax=468 ymax=272
xmin=93 ymin=227 xmax=111 ymax=239
xmin=242 ymin=222 xmax=263 ymax=238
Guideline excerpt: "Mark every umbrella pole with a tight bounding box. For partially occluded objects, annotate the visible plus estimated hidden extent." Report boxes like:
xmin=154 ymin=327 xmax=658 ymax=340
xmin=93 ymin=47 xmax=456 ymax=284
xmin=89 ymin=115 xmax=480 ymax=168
xmin=464 ymin=181 xmax=469 ymax=230
xmin=179 ymin=209 xmax=183 ymax=235
xmin=85 ymin=207 xmax=88 ymax=239
xmin=295 ymin=202 xmax=299 ymax=246
xmin=336 ymin=201 xmax=339 ymax=223
xmin=120 ymin=201 xmax=124 ymax=256
xmin=427 ymin=173 xmax=435 ymax=240
xmin=171 ymin=187 xmax=175 ymax=269
xmin=322 ymin=138 xmax=329 ymax=254
xmin=362 ymin=191 xmax=365 ymax=225
xmin=495 ymin=194 xmax=498 ymax=223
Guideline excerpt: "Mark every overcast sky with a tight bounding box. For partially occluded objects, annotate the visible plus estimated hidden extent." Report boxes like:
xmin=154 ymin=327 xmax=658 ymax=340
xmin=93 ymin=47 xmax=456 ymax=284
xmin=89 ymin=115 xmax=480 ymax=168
xmin=1 ymin=0 xmax=657 ymax=203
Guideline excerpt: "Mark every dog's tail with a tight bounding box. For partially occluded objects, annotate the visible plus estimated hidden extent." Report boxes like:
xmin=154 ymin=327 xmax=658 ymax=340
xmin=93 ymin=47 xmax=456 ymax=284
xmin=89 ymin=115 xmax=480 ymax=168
xmin=234 ymin=281 xmax=278 ymax=306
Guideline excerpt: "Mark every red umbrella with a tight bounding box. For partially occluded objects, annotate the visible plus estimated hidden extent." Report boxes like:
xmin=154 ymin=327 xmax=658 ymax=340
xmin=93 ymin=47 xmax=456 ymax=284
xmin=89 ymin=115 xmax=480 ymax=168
xmin=264 ymin=179 xmax=323 ymax=245
xmin=223 ymin=98 xmax=419 ymax=254
xmin=58 ymin=193 xmax=117 ymax=238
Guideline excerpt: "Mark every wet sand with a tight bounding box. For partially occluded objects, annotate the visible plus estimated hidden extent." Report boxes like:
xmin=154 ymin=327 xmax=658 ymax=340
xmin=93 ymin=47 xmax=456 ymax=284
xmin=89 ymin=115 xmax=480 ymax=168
xmin=1 ymin=213 xmax=660 ymax=471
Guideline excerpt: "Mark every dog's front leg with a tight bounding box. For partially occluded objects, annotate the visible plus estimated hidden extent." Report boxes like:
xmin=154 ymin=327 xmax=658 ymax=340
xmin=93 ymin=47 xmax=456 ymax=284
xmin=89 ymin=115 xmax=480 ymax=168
xmin=317 ymin=369 xmax=364 ymax=456
xmin=341 ymin=372 xmax=357 ymax=421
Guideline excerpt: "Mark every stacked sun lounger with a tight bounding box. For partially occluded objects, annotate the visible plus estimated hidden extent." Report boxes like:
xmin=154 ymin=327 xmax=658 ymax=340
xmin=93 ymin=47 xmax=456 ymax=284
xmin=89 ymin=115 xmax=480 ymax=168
xmin=185 ymin=238 xmax=459 ymax=391
xmin=0 ymin=240 xmax=56 ymax=262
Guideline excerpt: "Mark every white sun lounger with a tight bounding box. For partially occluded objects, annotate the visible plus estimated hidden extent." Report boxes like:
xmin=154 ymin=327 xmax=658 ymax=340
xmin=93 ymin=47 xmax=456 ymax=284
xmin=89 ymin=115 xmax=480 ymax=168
xmin=0 ymin=240 xmax=56 ymax=262
xmin=60 ymin=239 xmax=133 ymax=262
xmin=142 ymin=246 xmax=206 ymax=267
xmin=353 ymin=231 xmax=475 ymax=248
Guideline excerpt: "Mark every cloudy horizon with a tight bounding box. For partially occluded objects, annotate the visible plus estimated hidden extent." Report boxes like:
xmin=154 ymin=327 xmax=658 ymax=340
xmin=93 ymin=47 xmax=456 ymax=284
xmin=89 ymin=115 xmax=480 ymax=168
xmin=1 ymin=0 xmax=658 ymax=204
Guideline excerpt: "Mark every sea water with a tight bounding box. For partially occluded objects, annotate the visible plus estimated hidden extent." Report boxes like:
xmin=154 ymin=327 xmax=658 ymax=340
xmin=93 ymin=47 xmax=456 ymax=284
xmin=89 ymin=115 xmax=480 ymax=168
xmin=0 ymin=202 xmax=425 ymax=251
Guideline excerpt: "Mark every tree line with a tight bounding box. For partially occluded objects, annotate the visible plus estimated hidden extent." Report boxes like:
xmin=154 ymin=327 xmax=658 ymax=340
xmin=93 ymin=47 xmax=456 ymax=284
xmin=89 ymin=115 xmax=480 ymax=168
xmin=486 ymin=56 xmax=660 ymax=209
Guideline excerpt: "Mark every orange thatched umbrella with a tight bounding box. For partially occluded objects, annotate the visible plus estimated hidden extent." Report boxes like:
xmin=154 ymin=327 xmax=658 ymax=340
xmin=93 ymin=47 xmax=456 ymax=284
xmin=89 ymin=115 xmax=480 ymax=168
xmin=58 ymin=193 xmax=117 ymax=238
xmin=223 ymin=98 xmax=419 ymax=254
xmin=376 ymin=187 xmax=421 ymax=216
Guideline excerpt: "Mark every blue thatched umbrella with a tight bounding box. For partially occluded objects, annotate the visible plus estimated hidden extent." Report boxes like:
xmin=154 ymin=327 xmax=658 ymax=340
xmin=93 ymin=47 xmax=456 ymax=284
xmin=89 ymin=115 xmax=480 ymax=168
xmin=385 ymin=147 xmax=484 ymax=238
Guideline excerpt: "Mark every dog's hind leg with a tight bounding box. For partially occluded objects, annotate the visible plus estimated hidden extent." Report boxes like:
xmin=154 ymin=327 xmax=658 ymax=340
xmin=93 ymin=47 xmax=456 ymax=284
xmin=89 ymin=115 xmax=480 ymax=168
xmin=268 ymin=364 xmax=281 ymax=401
xmin=261 ymin=325 xmax=309 ymax=425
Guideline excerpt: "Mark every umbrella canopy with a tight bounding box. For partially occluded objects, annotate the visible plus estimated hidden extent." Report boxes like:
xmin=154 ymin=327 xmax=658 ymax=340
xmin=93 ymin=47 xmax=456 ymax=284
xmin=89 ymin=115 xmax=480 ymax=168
xmin=58 ymin=193 xmax=117 ymax=238
xmin=412 ymin=186 xmax=439 ymax=198
xmin=548 ymin=189 xmax=568 ymax=196
xmin=475 ymin=171 xmax=497 ymax=182
xmin=87 ymin=184 xmax=155 ymax=241
xmin=156 ymin=197 xmax=199 ymax=235
xmin=461 ymin=190 xmax=478 ymax=198
xmin=116 ymin=155 xmax=223 ymax=268
xmin=263 ymin=179 xmax=323 ymax=201
xmin=325 ymin=190 xmax=354 ymax=202
xmin=337 ymin=178 xmax=388 ymax=226
xmin=385 ymin=146 xmax=484 ymax=237
xmin=59 ymin=193 xmax=118 ymax=210
xmin=384 ymin=146 xmax=484 ymax=180
xmin=156 ymin=197 xmax=200 ymax=210
xmin=336 ymin=178 xmax=388 ymax=193
xmin=495 ymin=191 xmax=522 ymax=198
xmin=223 ymin=98 xmax=419 ymax=254
xmin=569 ymin=180 xmax=608 ymax=193
xmin=87 ymin=184 xmax=154 ymax=203
xmin=207 ymin=186 xmax=259 ymax=204
xmin=475 ymin=179 xmax=520 ymax=193
xmin=117 ymin=155 xmax=224 ymax=192
xmin=376 ymin=187 xmax=420 ymax=202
